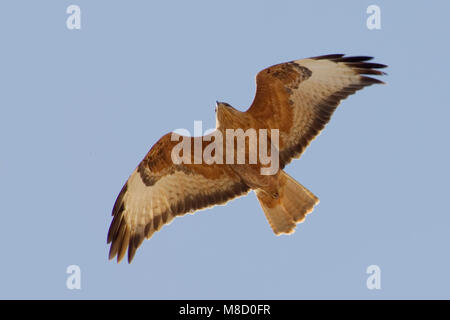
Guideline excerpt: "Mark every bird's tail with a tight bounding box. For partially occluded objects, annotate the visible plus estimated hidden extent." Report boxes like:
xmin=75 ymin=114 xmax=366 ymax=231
xmin=256 ymin=171 xmax=319 ymax=235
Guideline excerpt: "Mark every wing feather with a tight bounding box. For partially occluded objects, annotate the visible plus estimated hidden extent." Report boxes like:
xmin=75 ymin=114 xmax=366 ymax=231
xmin=246 ymin=54 xmax=387 ymax=168
xmin=107 ymin=132 xmax=250 ymax=263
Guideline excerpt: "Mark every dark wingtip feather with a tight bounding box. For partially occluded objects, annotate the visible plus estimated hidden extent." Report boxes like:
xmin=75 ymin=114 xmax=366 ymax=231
xmin=312 ymin=54 xmax=387 ymax=80
xmin=360 ymin=76 xmax=386 ymax=85
xmin=335 ymin=56 xmax=374 ymax=62
xmin=107 ymin=181 xmax=130 ymax=262
xmin=112 ymin=183 xmax=127 ymax=217
xmin=108 ymin=240 xmax=119 ymax=260
xmin=350 ymin=62 xmax=387 ymax=69
xmin=353 ymin=68 xmax=387 ymax=76
xmin=323 ymin=54 xmax=387 ymax=84
xmin=107 ymin=182 xmax=128 ymax=245
xmin=128 ymin=243 xmax=137 ymax=264
xmin=311 ymin=54 xmax=387 ymax=67
xmin=116 ymin=227 xmax=130 ymax=263
xmin=127 ymin=233 xmax=144 ymax=263
xmin=311 ymin=53 xmax=345 ymax=60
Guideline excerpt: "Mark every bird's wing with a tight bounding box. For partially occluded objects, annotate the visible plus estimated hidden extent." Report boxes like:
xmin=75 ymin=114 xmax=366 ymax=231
xmin=107 ymin=132 xmax=250 ymax=263
xmin=246 ymin=54 xmax=387 ymax=168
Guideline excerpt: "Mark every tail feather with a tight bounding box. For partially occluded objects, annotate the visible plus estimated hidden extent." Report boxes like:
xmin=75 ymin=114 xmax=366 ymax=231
xmin=256 ymin=171 xmax=319 ymax=235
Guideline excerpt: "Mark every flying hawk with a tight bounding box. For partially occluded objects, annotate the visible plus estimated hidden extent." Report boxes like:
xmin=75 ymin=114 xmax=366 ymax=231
xmin=107 ymin=54 xmax=386 ymax=263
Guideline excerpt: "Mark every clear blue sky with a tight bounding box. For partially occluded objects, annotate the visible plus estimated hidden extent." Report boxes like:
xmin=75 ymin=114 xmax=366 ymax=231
xmin=1 ymin=0 xmax=449 ymax=299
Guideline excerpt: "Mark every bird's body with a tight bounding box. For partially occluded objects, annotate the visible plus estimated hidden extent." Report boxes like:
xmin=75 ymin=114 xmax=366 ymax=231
xmin=107 ymin=54 xmax=386 ymax=263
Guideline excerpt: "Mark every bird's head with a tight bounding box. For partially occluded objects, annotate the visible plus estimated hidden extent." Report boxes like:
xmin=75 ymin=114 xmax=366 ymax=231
xmin=215 ymin=101 xmax=233 ymax=113
xmin=215 ymin=101 xmax=237 ymax=127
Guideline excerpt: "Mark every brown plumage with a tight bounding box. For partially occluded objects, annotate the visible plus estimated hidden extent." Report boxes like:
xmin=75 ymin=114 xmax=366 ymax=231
xmin=108 ymin=54 xmax=387 ymax=263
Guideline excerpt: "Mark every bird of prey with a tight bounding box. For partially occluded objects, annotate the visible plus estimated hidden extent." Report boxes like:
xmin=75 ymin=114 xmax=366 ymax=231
xmin=107 ymin=54 xmax=386 ymax=263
